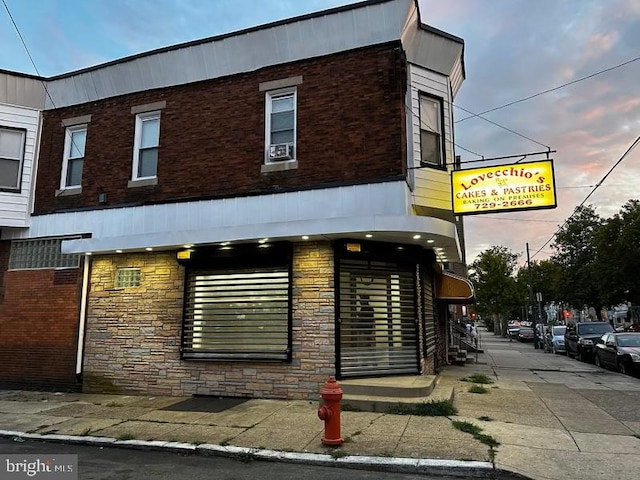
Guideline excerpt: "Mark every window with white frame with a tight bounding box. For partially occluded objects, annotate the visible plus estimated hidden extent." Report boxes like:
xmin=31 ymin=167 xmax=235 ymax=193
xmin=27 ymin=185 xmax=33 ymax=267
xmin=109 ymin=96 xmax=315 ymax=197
xmin=419 ymin=95 xmax=444 ymax=166
xmin=265 ymin=88 xmax=296 ymax=163
xmin=0 ymin=127 xmax=26 ymax=191
xmin=61 ymin=125 xmax=87 ymax=189
xmin=132 ymin=111 xmax=160 ymax=179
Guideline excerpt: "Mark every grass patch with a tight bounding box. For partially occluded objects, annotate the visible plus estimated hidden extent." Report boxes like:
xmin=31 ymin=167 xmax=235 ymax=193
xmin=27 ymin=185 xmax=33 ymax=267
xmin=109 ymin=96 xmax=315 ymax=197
xmin=460 ymin=374 xmax=494 ymax=384
xmin=468 ymin=385 xmax=489 ymax=394
xmin=329 ymin=449 xmax=349 ymax=460
xmin=116 ymin=433 xmax=136 ymax=441
xmin=475 ymin=433 xmax=500 ymax=448
xmin=387 ymin=400 xmax=457 ymax=416
xmin=452 ymin=420 xmax=483 ymax=436
xmin=477 ymin=416 xmax=494 ymax=422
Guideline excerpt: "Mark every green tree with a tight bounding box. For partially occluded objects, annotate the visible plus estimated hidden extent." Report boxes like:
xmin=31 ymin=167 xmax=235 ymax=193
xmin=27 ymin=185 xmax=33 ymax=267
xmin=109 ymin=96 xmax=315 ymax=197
xmin=517 ymin=259 xmax=563 ymax=317
xmin=593 ymin=200 xmax=640 ymax=306
xmin=551 ymin=205 xmax=602 ymax=309
xmin=469 ymin=246 xmax=525 ymax=335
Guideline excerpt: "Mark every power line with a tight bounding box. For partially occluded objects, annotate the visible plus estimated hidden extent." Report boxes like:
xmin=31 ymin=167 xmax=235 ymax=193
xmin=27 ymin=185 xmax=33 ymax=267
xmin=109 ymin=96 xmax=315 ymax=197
xmin=456 ymin=55 xmax=640 ymax=124
xmin=531 ymin=133 xmax=640 ymax=259
xmin=454 ymin=104 xmax=550 ymax=150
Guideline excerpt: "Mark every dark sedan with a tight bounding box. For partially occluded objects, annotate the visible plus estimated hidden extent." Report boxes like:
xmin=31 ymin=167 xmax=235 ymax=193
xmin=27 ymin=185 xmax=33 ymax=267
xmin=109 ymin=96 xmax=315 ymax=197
xmin=517 ymin=327 xmax=534 ymax=342
xmin=594 ymin=332 xmax=640 ymax=375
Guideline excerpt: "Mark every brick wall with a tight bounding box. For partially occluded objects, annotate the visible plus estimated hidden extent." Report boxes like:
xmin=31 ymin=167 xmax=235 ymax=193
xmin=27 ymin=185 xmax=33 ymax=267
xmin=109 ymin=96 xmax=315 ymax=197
xmin=83 ymin=242 xmax=335 ymax=400
xmin=0 ymin=241 xmax=83 ymax=390
xmin=35 ymin=43 xmax=405 ymax=214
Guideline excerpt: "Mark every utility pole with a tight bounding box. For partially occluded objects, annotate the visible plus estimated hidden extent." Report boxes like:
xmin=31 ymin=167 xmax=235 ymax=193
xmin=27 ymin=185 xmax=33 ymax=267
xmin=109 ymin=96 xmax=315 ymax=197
xmin=526 ymin=243 xmax=537 ymax=349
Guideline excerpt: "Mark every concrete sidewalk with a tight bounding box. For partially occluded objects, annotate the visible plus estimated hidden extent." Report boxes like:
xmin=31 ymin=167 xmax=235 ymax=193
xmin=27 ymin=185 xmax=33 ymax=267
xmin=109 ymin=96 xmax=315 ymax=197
xmin=1 ymin=334 xmax=639 ymax=479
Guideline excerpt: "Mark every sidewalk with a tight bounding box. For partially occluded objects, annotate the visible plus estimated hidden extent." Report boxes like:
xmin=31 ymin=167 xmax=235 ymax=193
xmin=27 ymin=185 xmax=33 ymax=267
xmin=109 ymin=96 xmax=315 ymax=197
xmin=1 ymin=334 xmax=639 ymax=479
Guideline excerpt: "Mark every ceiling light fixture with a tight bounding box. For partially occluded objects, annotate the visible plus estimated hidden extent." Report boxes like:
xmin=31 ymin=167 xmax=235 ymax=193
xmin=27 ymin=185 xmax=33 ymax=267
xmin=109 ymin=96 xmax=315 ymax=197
xmin=259 ymin=238 xmax=268 ymax=244
xmin=145 ymin=247 xmax=153 ymax=251
xmin=365 ymin=234 xmax=373 ymax=238
xmin=413 ymin=234 xmax=421 ymax=240
xmin=301 ymin=235 xmax=309 ymax=240
xmin=427 ymin=239 xmax=435 ymax=244
xmin=183 ymin=244 xmax=193 ymax=249
xmin=115 ymin=249 xmax=123 ymax=254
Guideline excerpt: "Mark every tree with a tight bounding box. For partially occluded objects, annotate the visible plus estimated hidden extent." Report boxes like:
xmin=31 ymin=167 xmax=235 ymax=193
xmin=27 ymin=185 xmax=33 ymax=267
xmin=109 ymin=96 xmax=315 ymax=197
xmin=469 ymin=246 xmax=525 ymax=335
xmin=517 ymin=259 xmax=563 ymax=317
xmin=593 ymin=200 xmax=640 ymax=306
xmin=551 ymin=205 xmax=602 ymax=309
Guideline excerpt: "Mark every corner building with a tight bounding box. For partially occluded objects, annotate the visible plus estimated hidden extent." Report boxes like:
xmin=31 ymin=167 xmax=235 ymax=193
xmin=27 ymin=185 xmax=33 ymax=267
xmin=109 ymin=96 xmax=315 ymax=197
xmin=1 ymin=0 xmax=472 ymax=398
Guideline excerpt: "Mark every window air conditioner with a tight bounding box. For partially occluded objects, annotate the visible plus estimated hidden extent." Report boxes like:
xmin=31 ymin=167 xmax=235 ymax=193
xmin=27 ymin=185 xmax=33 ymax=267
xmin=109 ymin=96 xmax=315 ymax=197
xmin=268 ymin=143 xmax=293 ymax=161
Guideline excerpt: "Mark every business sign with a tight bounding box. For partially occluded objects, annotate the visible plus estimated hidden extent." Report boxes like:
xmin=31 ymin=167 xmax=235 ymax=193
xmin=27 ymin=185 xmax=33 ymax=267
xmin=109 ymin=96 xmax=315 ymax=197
xmin=451 ymin=159 xmax=557 ymax=215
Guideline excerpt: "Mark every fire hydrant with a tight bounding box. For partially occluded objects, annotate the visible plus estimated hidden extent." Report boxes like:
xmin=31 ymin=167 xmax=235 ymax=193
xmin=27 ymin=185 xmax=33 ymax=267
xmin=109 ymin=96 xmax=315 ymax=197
xmin=317 ymin=376 xmax=344 ymax=446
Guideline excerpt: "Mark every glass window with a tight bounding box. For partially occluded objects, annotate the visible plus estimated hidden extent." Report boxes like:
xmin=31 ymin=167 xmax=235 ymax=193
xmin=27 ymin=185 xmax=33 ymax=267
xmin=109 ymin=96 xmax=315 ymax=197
xmin=182 ymin=265 xmax=291 ymax=361
xmin=419 ymin=95 xmax=443 ymax=166
xmin=9 ymin=238 xmax=80 ymax=270
xmin=115 ymin=267 xmax=141 ymax=288
xmin=0 ymin=127 xmax=25 ymax=191
xmin=133 ymin=112 xmax=160 ymax=179
xmin=265 ymin=89 xmax=296 ymax=163
xmin=61 ymin=126 xmax=87 ymax=189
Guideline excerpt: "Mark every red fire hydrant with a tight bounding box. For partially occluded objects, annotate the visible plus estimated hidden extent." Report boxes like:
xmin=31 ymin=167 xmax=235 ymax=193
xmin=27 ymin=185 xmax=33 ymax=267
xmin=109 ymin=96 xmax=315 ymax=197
xmin=317 ymin=376 xmax=344 ymax=446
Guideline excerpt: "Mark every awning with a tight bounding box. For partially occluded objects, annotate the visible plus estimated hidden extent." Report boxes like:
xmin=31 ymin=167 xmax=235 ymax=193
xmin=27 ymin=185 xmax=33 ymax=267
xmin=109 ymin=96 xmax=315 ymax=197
xmin=435 ymin=271 xmax=474 ymax=304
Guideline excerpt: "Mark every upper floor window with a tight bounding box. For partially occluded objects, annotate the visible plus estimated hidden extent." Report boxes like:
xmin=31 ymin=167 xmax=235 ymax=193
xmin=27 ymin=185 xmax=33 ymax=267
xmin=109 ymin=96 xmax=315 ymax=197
xmin=265 ymin=88 xmax=296 ymax=163
xmin=0 ymin=127 xmax=26 ymax=192
xmin=61 ymin=125 xmax=87 ymax=189
xmin=132 ymin=111 xmax=160 ymax=180
xmin=419 ymin=95 xmax=444 ymax=167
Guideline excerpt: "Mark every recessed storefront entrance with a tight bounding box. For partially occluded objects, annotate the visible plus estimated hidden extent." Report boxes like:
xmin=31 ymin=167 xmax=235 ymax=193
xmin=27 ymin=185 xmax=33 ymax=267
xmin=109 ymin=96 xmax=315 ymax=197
xmin=336 ymin=242 xmax=420 ymax=378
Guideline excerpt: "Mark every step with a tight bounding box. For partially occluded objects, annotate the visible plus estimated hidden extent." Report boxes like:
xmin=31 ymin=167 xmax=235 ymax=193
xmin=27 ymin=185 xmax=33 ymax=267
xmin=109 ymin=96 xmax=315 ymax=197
xmin=341 ymin=383 xmax=455 ymax=413
xmin=339 ymin=375 xmax=437 ymax=398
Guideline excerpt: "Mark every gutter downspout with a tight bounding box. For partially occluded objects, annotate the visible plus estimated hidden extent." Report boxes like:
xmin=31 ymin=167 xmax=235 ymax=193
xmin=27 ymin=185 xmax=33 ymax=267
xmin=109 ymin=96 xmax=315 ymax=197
xmin=75 ymin=255 xmax=91 ymax=383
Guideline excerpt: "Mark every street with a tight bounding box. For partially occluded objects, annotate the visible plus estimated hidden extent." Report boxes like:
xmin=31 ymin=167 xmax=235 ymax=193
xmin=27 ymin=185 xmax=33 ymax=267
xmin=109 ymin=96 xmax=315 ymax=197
xmin=0 ymin=438 xmax=524 ymax=480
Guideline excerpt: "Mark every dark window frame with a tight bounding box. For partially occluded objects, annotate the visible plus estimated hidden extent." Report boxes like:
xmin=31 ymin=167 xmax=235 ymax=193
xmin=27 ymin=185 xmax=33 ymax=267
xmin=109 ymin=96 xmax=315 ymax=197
xmin=418 ymin=93 xmax=446 ymax=169
xmin=0 ymin=125 xmax=27 ymax=193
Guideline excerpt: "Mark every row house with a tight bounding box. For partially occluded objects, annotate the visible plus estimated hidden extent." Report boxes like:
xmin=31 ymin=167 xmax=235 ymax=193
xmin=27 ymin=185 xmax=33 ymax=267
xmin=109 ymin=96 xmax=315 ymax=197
xmin=0 ymin=0 xmax=472 ymax=397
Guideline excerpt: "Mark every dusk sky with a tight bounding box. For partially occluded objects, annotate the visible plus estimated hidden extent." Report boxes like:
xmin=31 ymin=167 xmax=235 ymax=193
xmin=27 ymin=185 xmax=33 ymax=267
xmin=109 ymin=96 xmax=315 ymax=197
xmin=1 ymin=0 xmax=638 ymax=266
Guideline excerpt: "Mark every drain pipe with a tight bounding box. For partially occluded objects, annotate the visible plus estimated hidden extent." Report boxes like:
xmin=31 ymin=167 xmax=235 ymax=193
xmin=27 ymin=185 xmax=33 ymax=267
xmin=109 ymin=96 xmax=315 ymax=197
xmin=75 ymin=255 xmax=91 ymax=383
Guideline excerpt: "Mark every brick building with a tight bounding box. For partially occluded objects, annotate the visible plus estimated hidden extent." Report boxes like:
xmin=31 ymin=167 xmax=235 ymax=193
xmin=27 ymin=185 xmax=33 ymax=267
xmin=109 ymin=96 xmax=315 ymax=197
xmin=1 ymin=0 xmax=473 ymax=397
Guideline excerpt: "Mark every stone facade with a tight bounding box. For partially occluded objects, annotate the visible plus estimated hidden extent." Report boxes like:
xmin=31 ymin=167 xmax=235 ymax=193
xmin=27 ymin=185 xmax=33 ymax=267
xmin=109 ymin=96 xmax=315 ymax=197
xmin=83 ymin=241 xmax=335 ymax=400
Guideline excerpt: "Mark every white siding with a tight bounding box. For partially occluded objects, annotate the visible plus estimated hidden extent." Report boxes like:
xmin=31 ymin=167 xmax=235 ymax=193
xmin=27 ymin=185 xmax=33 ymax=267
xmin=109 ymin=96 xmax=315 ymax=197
xmin=406 ymin=64 xmax=454 ymax=212
xmin=0 ymin=102 xmax=40 ymax=227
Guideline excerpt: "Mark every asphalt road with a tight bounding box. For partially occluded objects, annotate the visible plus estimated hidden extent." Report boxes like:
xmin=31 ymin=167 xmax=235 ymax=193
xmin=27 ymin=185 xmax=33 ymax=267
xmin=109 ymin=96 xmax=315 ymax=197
xmin=0 ymin=438 xmax=528 ymax=480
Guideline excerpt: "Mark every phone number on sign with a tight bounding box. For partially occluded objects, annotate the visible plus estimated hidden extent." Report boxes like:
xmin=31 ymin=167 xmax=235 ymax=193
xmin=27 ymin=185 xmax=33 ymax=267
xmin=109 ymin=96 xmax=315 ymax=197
xmin=475 ymin=199 xmax=533 ymax=209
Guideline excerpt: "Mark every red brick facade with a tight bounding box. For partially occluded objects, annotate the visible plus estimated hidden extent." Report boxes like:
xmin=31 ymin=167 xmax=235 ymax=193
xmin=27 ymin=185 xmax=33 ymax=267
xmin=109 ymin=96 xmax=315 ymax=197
xmin=0 ymin=241 xmax=83 ymax=390
xmin=35 ymin=43 xmax=406 ymax=214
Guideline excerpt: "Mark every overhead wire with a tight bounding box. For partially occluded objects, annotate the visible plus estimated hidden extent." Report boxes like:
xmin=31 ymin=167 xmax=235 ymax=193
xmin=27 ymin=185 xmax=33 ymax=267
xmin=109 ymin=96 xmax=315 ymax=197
xmin=531 ymin=134 xmax=640 ymax=260
xmin=455 ymin=55 xmax=640 ymax=124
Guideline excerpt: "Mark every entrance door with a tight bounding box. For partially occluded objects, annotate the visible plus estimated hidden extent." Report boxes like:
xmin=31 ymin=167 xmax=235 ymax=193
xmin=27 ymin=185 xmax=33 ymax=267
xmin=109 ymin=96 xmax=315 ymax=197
xmin=337 ymin=258 xmax=419 ymax=377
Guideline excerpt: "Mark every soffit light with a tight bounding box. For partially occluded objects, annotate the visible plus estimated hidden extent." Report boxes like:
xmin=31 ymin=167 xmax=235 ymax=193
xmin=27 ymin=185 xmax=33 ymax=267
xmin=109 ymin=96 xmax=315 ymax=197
xmin=301 ymin=235 xmax=309 ymax=240
xmin=116 ymin=249 xmax=123 ymax=254
xmin=413 ymin=234 xmax=421 ymax=240
xmin=259 ymin=238 xmax=269 ymax=244
xmin=183 ymin=244 xmax=193 ymax=249
xmin=365 ymin=234 xmax=373 ymax=238
xmin=221 ymin=241 xmax=230 ymax=246
xmin=145 ymin=247 xmax=153 ymax=251
xmin=427 ymin=239 xmax=435 ymax=244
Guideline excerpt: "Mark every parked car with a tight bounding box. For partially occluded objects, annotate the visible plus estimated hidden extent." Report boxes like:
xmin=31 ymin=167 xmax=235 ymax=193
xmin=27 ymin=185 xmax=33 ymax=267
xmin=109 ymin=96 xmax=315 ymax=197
xmin=507 ymin=320 xmax=521 ymax=340
xmin=517 ymin=327 xmax=534 ymax=342
xmin=545 ymin=325 xmax=567 ymax=354
xmin=565 ymin=321 xmax=614 ymax=362
xmin=594 ymin=332 xmax=640 ymax=374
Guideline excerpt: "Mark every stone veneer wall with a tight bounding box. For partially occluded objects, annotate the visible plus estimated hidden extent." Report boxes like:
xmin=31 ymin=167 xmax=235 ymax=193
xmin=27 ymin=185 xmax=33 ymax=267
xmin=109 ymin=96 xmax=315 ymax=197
xmin=83 ymin=241 xmax=335 ymax=400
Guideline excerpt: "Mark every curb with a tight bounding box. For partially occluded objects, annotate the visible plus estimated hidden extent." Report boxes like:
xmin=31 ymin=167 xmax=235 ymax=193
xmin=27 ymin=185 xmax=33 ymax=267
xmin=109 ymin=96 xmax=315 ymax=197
xmin=0 ymin=430 xmax=506 ymax=478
